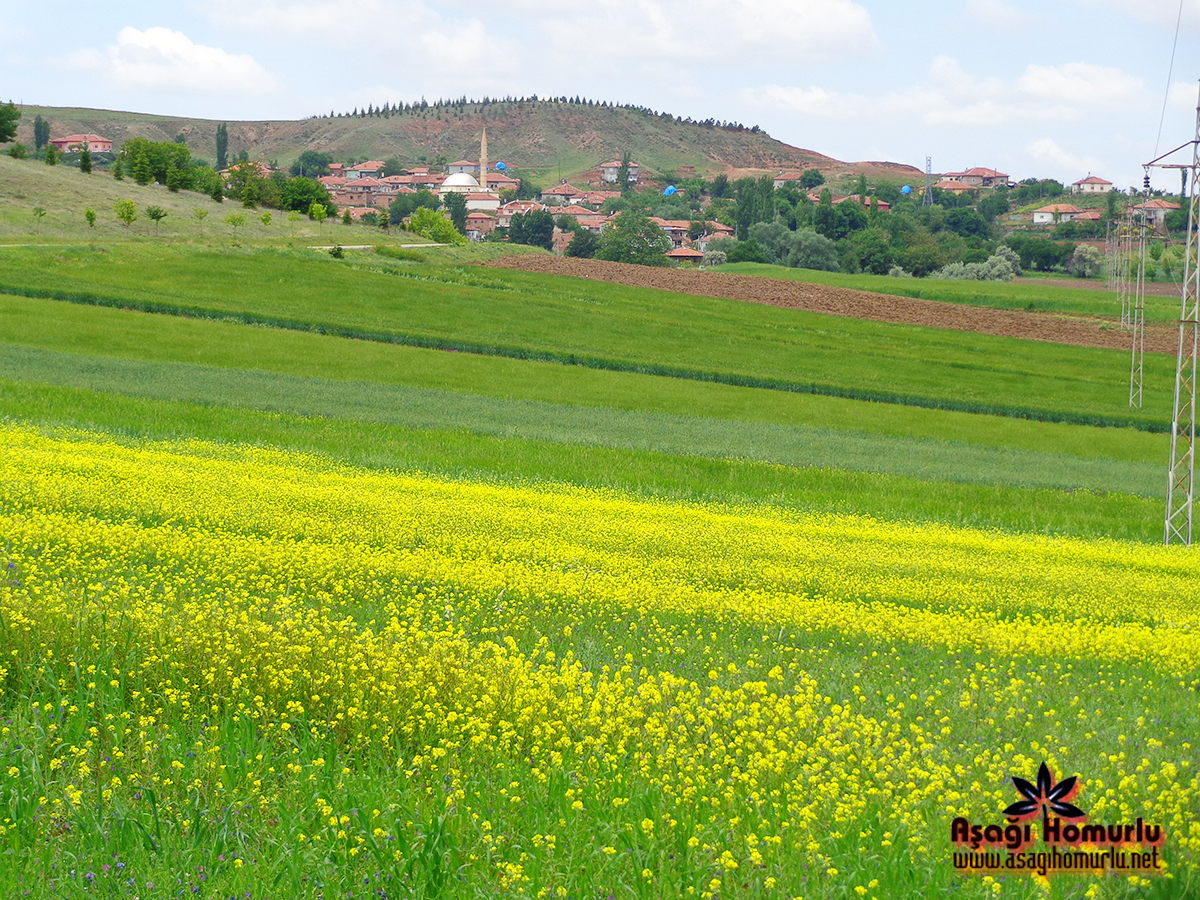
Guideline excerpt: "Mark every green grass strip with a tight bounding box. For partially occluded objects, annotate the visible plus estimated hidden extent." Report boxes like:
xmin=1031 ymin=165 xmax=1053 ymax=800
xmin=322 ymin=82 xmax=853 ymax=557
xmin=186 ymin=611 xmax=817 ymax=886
xmin=0 ymin=376 xmax=1165 ymax=543
xmin=0 ymin=344 xmax=1167 ymax=498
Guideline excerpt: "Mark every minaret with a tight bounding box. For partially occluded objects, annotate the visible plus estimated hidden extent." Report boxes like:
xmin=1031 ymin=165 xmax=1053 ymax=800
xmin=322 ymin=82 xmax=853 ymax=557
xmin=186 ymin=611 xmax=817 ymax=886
xmin=480 ymin=128 xmax=488 ymax=192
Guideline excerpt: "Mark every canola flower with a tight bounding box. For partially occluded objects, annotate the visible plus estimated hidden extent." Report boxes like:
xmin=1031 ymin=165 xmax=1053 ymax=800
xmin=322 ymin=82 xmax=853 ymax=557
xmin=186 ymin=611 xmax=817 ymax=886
xmin=0 ymin=424 xmax=1196 ymax=899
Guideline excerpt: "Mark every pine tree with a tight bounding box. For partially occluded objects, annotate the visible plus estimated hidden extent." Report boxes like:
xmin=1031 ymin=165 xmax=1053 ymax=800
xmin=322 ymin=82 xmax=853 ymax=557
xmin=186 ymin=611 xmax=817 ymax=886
xmin=79 ymin=148 xmax=92 ymax=174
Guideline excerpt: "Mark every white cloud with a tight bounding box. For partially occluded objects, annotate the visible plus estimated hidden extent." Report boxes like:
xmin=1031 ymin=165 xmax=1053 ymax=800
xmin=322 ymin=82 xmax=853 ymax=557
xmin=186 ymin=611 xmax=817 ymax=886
xmin=1167 ymin=79 xmax=1200 ymax=110
xmin=1026 ymin=137 xmax=1104 ymax=173
xmin=67 ymin=27 xmax=276 ymax=94
xmin=1017 ymin=62 xmax=1142 ymax=105
xmin=740 ymin=85 xmax=868 ymax=119
xmin=965 ymin=0 xmax=1041 ymax=32
xmin=744 ymin=56 xmax=1073 ymax=128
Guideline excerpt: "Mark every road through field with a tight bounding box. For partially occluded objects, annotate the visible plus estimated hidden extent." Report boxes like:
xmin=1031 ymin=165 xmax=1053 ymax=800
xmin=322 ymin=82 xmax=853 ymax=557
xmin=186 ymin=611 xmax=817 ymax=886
xmin=489 ymin=255 xmax=1179 ymax=354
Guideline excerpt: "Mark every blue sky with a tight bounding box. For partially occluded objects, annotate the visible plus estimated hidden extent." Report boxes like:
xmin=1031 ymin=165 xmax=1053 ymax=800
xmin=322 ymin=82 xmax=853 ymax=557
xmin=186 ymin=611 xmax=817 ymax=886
xmin=2 ymin=0 xmax=1197 ymax=189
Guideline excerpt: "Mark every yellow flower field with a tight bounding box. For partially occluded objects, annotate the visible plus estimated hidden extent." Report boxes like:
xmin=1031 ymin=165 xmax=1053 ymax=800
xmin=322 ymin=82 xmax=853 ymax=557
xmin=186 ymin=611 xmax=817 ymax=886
xmin=0 ymin=424 xmax=1196 ymax=899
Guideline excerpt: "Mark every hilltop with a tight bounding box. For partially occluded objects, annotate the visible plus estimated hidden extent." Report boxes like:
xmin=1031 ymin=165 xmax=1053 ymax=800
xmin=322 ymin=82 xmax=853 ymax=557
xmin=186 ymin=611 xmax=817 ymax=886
xmin=12 ymin=99 xmax=920 ymax=186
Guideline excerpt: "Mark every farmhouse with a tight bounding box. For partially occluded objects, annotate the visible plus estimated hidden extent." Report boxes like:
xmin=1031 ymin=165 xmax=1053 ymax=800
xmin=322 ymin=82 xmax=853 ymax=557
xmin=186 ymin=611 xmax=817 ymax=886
xmin=1032 ymin=203 xmax=1083 ymax=225
xmin=1072 ymin=175 xmax=1113 ymax=194
xmin=600 ymin=160 xmax=640 ymax=184
xmin=943 ymin=167 xmax=1008 ymax=188
xmin=49 ymin=134 xmax=113 ymax=153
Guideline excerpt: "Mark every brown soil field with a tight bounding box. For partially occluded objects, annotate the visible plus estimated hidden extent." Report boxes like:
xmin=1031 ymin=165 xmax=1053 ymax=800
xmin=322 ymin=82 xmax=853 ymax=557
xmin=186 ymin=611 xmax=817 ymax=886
xmin=487 ymin=255 xmax=1178 ymax=355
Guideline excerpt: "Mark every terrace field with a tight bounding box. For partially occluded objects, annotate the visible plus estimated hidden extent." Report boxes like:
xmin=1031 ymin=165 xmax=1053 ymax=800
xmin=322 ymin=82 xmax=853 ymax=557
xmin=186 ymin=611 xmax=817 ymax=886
xmin=0 ymin=161 xmax=1196 ymax=898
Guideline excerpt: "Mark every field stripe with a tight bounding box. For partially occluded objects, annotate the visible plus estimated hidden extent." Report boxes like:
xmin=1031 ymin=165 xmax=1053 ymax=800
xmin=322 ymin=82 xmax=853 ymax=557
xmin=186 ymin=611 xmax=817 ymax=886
xmin=0 ymin=344 xmax=1165 ymax=496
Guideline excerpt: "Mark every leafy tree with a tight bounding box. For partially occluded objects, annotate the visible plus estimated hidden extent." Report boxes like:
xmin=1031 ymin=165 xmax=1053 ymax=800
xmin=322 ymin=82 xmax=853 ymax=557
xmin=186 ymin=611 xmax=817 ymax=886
xmin=225 ymin=212 xmax=247 ymax=231
xmin=112 ymin=157 xmax=124 ymax=180
xmin=281 ymin=176 xmax=334 ymax=214
xmin=812 ymin=189 xmax=837 ymax=239
xmin=799 ymin=168 xmax=825 ymax=190
xmin=216 ymin=123 xmax=228 ymax=171
xmin=726 ymin=239 xmax=769 ymax=264
xmin=84 ymin=208 xmax=96 ymax=228
xmin=8 ymin=142 xmax=26 ymax=159
xmin=114 ymin=199 xmax=138 ymax=227
xmin=388 ymin=190 xmax=440 ymax=224
xmin=32 ymin=207 xmax=46 ymax=233
xmin=944 ymin=207 xmax=991 ymax=239
xmin=408 ymin=207 xmax=467 ymax=244
xmin=79 ymin=148 xmax=92 ymax=174
xmin=260 ymin=211 xmax=272 ymax=227
xmin=841 ymin=227 xmax=893 ymax=274
xmin=145 ymin=205 xmax=167 ymax=233
xmin=508 ymin=209 xmax=554 ymax=250
xmin=290 ymin=150 xmax=334 ymax=177
xmin=193 ymin=208 xmax=209 ymax=232
xmin=287 ymin=210 xmax=302 ymax=231
xmin=832 ymin=200 xmax=869 ymax=240
xmin=709 ymin=174 xmax=730 ymax=199
xmin=381 ymin=157 xmax=406 ymax=177
xmin=747 ymin=222 xmax=797 ymax=265
xmin=342 ymin=210 xmax=352 ymax=225
xmin=442 ymin=191 xmax=468 ymax=234
xmin=1066 ymin=245 xmax=1102 ymax=278
xmin=788 ymin=229 xmax=839 ymax=271
xmin=0 ymin=102 xmax=19 ymax=144
xmin=596 ymin=209 xmax=672 ymax=266
xmin=978 ymin=188 xmax=1010 ymax=222
xmin=211 ymin=183 xmax=224 ymax=203
xmin=565 ymin=229 xmax=599 ymax=258
xmin=33 ymin=115 xmax=48 ymax=150
xmin=732 ymin=175 xmax=775 ymax=240
xmin=308 ymin=201 xmax=328 ymax=225
xmin=166 ymin=164 xmax=182 ymax=192
xmin=44 ymin=143 xmax=57 ymax=166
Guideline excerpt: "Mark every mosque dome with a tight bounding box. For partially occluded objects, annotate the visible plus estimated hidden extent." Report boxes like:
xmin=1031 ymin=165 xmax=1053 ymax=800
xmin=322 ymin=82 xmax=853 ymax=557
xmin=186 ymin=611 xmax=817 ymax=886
xmin=441 ymin=172 xmax=480 ymax=190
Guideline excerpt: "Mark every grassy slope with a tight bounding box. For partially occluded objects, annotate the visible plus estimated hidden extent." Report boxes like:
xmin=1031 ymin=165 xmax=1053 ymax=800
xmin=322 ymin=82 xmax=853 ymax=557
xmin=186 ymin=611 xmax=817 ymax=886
xmin=12 ymin=101 xmax=899 ymax=185
xmin=0 ymin=244 xmax=1174 ymax=430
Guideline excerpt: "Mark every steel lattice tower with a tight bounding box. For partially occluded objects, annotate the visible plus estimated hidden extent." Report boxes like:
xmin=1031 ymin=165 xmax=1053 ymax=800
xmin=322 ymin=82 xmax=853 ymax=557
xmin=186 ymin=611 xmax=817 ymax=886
xmin=923 ymin=156 xmax=933 ymax=207
xmin=1163 ymin=86 xmax=1200 ymax=545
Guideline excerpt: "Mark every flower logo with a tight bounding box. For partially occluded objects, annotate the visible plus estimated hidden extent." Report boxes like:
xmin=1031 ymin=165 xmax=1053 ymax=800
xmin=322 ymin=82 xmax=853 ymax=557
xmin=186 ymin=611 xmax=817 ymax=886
xmin=1004 ymin=762 xmax=1086 ymax=823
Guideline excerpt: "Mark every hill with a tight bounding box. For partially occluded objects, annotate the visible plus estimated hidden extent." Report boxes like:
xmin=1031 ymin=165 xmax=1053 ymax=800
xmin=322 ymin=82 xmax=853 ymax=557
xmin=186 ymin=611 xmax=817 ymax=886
xmin=11 ymin=99 xmax=921 ymax=187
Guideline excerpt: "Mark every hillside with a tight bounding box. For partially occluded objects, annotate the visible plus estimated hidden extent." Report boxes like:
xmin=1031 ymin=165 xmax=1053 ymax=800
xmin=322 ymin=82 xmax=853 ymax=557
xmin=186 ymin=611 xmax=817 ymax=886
xmin=11 ymin=100 xmax=921 ymax=187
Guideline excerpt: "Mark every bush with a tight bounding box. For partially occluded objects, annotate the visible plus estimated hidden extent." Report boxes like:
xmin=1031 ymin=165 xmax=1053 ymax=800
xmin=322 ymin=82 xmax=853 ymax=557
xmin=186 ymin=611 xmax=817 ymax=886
xmin=726 ymin=239 xmax=769 ymax=264
xmin=702 ymin=250 xmax=727 ymax=267
xmin=888 ymin=266 xmax=912 ymax=278
xmin=8 ymin=143 xmax=26 ymax=159
xmin=1066 ymin=245 xmax=1102 ymax=279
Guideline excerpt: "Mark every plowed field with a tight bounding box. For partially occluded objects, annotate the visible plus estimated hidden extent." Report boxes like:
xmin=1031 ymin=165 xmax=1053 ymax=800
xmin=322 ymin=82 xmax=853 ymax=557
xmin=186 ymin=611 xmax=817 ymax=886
xmin=488 ymin=255 xmax=1176 ymax=354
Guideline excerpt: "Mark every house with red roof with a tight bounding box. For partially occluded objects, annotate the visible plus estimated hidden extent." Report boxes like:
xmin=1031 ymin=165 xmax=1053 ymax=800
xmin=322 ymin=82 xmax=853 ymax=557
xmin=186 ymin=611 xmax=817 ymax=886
xmin=540 ymin=182 xmax=588 ymax=204
xmin=346 ymin=160 xmax=386 ymax=180
xmin=49 ymin=134 xmax=112 ymax=154
xmin=600 ymin=160 xmax=640 ymax=184
xmin=1032 ymin=203 xmax=1083 ymax=224
xmin=1134 ymin=198 xmax=1181 ymax=228
xmin=1071 ymin=175 xmax=1113 ymax=194
xmin=943 ymin=167 xmax=1008 ymax=188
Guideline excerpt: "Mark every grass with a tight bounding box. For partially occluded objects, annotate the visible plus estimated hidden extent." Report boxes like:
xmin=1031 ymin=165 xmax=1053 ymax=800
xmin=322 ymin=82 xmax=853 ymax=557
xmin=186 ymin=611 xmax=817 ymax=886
xmin=0 ymin=244 xmax=1176 ymax=430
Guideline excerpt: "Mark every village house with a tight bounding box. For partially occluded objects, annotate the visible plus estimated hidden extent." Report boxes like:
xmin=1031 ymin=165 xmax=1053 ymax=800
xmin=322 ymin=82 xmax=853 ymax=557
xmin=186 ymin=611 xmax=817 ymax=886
xmin=496 ymin=201 xmax=545 ymax=229
xmin=464 ymin=211 xmax=496 ymax=240
xmin=943 ymin=167 xmax=1008 ymax=188
xmin=600 ymin=160 xmax=640 ymax=184
xmin=49 ymin=134 xmax=113 ymax=154
xmin=1135 ymin=198 xmax=1181 ymax=229
xmin=773 ymin=172 xmax=805 ymax=190
xmin=1032 ymin=203 xmax=1083 ymax=225
xmin=929 ymin=179 xmax=975 ymax=196
xmin=540 ymin=182 xmax=588 ymax=204
xmin=346 ymin=160 xmax=386 ymax=180
xmin=448 ymin=159 xmax=480 ymax=175
xmin=666 ymin=247 xmax=705 ymax=267
xmin=1071 ymin=175 xmax=1113 ymax=194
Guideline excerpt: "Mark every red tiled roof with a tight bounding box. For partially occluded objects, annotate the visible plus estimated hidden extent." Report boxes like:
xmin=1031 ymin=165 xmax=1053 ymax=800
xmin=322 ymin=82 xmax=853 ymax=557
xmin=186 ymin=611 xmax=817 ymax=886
xmin=1073 ymin=175 xmax=1112 ymax=185
xmin=1034 ymin=204 xmax=1083 ymax=214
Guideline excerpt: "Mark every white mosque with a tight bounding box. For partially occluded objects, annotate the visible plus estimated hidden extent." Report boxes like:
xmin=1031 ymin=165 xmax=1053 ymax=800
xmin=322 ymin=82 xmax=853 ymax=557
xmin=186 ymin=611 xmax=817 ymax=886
xmin=438 ymin=130 xmax=500 ymax=212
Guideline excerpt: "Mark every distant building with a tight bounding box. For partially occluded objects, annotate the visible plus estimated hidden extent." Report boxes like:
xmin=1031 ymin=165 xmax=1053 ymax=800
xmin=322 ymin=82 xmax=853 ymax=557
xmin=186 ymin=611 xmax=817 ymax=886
xmin=943 ymin=167 xmax=1008 ymax=188
xmin=1032 ymin=203 xmax=1083 ymax=224
xmin=1071 ymin=175 xmax=1113 ymax=194
xmin=600 ymin=160 xmax=639 ymax=184
xmin=346 ymin=160 xmax=386 ymax=180
xmin=1134 ymin=198 xmax=1181 ymax=228
xmin=49 ymin=134 xmax=112 ymax=154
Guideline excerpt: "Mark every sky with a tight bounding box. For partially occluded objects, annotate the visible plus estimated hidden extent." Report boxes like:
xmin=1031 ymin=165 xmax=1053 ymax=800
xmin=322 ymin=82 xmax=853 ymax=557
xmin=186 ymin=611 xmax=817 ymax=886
xmin=2 ymin=0 xmax=1198 ymax=190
